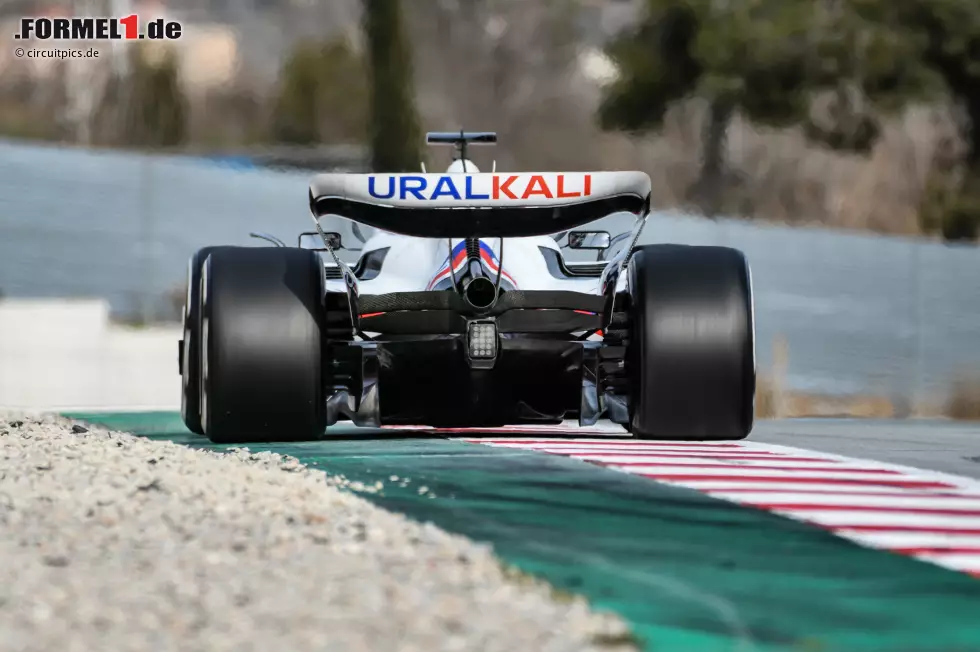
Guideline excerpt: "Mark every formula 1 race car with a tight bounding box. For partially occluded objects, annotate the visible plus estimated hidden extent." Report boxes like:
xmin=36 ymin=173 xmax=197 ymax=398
xmin=178 ymin=132 xmax=755 ymax=444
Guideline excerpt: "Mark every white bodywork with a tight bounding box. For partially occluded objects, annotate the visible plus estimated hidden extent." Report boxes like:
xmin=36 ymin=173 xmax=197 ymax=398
xmin=311 ymin=159 xmax=650 ymax=299
xmin=325 ymin=232 xmax=606 ymax=295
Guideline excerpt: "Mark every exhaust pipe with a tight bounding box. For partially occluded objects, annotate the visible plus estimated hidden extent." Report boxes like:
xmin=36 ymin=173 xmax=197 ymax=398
xmin=463 ymin=276 xmax=497 ymax=310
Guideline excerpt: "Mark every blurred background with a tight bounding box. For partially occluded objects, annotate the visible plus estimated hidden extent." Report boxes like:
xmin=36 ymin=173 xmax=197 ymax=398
xmin=0 ymin=0 xmax=978 ymax=419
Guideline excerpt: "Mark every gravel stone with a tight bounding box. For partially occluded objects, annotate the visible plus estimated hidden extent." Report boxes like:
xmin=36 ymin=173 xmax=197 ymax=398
xmin=0 ymin=414 xmax=636 ymax=652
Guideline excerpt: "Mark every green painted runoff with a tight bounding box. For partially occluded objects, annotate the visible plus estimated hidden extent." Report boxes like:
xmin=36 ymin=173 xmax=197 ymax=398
xmin=66 ymin=411 xmax=980 ymax=652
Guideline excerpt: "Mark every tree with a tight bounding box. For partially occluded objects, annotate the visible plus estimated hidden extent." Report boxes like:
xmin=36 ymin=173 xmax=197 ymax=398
xmin=271 ymin=39 xmax=367 ymax=145
xmin=599 ymin=0 xmax=940 ymax=216
xmin=896 ymin=1 xmax=980 ymax=166
xmin=272 ymin=42 xmax=321 ymax=146
xmin=897 ymin=0 xmax=980 ymax=241
xmin=406 ymin=0 xmax=590 ymax=170
xmin=119 ymin=45 xmax=188 ymax=148
xmin=363 ymin=0 xmax=423 ymax=172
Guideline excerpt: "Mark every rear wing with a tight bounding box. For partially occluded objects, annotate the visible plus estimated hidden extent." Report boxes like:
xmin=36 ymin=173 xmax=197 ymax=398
xmin=308 ymin=171 xmax=651 ymax=238
xmin=426 ymin=131 xmax=497 ymax=146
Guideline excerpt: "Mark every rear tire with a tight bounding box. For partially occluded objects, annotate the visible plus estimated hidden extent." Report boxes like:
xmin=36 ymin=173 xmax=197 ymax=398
xmin=626 ymin=244 xmax=755 ymax=440
xmin=180 ymin=246 xmax=236 ymax=435
xmin=200 ymin=247 xmax=327 ymax=444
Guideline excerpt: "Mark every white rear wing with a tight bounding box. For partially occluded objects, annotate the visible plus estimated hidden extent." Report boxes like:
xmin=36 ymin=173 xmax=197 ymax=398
xmin=309 ymin=171 xmax=651 ymax=238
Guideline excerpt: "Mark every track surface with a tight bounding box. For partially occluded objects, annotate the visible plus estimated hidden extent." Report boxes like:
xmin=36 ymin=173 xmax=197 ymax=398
xmin=751 ymin=419 xmax=980 ymax=478
xmin=66 ymin=412 xmax=980 ymax=651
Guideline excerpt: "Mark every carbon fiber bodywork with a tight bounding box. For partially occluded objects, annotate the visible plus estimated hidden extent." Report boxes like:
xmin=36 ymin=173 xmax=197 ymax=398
xmin=323 ymin=289 xmax=630 ymax=429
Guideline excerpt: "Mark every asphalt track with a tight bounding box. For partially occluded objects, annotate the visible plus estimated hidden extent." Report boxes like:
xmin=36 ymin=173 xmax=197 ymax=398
xmin=65 ymin=412 xmax=980 ymax=652
xmin=752 ymin=419 xmax=980 ymax=478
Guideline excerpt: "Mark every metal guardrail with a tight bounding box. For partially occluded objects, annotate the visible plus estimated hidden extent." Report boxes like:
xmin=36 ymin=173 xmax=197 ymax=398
xmin=187 ymin=144 xmax=371 ymax=172
xmin=0 ymin=140 xmax=978 ymax=407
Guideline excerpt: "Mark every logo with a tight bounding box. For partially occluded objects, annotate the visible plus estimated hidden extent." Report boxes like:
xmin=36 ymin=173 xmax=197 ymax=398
xmin=367 ymin=174 xmax=593 ymax=201
xmin=14 ymin=15 xmax=182 ymax=41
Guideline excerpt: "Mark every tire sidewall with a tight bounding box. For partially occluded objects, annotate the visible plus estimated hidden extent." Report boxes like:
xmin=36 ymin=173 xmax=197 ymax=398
xmin=200 ymin=247 xmax=327 ymax=442
xmin=625 ymin=245 xmax=755 ymax=439
xmin=625 ymin=249 xmax=653 ymax=431
xmin=180 ymin=246 xmax=234 ymax=434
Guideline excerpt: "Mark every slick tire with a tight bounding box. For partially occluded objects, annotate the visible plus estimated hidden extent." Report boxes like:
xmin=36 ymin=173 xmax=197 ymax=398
xmin=199 ymin=247 xmax=327 ymax=444
xmin=626 ymin=244 xmax=755 ymax=440
xmin=180 ymin=246 xmax=237 ymax=435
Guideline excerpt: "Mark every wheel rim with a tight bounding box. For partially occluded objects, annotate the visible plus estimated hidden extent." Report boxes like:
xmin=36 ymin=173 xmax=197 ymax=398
xmin=199 ymin=258 xmax=210 ymax=431
xmin=180 ymin=325 xmax=191 ymax=420
xmin=201 ymin=317 xmax=209 ymax=429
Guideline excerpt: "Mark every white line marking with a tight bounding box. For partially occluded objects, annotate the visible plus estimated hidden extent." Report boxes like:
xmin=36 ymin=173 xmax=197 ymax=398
xmin=771 ymin=510 xmax=980 ymax=529
xmin=670 ymin=481 xmax=961 ymax=494
xmin=477 ymin=443 xmax=768 ymax=453
xmin=516 ymin=449 xmax=797 ymax=457
xmin=567 ymin=455 xmax=879 ymax=469
xmin=615 ymin=467 xmax=904 ymax=480
xmin=708 ymin=493 xmax=980 ymax=510
xmin=915 ymin=553 xmax=980 ymax=573
xmin=483 ymin=446 xmax=796 ymax=456
xmin=836 ymin=531 xmax=980 ymax=549
xmin=738 ymin=441 xmax=980 ymax=491
xmin=461 ymin=429 xmax=980 ymax=579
